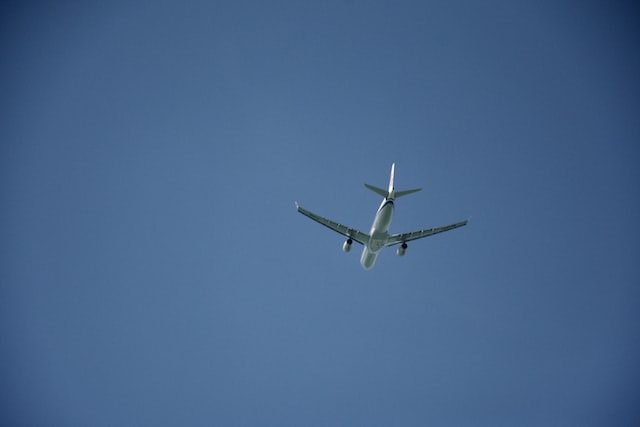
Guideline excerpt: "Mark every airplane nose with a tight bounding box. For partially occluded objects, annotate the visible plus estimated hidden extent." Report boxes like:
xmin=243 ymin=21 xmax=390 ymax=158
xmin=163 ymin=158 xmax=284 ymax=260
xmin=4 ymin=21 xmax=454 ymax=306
xmin=360 ymin=249 xmax=377 ymax=270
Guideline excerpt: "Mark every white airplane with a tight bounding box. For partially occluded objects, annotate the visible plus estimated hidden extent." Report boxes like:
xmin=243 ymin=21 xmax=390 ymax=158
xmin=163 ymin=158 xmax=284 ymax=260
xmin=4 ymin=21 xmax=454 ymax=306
xmin=295 ymin=163 xmax=468 ymax=270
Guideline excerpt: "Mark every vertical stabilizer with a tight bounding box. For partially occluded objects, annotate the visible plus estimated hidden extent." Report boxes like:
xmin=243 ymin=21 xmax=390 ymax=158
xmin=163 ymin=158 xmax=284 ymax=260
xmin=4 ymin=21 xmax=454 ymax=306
xmin=388 ymin=163 xmax=395 ymax=194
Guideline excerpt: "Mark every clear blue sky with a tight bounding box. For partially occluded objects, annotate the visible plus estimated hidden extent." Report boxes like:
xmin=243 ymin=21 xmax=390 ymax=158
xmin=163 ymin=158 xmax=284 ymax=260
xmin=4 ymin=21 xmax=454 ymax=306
xmin=2 ymin=1 xmax=639 ymax=426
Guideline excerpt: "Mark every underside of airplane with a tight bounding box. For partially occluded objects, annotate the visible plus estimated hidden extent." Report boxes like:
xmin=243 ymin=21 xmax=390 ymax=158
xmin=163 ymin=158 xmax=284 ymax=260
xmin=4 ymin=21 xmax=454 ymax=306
xmin=295 ymin=163 xmax=468 ymax=270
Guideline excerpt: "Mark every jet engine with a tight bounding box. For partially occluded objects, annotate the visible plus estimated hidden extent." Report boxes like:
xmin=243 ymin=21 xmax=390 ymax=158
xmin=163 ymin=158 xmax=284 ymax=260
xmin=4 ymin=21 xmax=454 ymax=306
xmin=396 ymin=242 xmax=407 ymax=256
xmin=342 ymin=238 xmax=353 ymax=253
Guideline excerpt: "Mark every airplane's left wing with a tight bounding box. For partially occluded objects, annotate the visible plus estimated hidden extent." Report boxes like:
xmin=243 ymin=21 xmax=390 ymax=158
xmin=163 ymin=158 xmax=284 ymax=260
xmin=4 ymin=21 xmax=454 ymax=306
xmin=386 ymin=219 xmax=468 ymax=247
xmin=295 ymin=202 xmax=369 ymax=245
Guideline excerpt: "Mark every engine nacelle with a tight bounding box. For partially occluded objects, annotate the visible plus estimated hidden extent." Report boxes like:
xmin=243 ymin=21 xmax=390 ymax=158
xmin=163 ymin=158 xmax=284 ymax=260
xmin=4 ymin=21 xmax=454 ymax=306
xmin=396 ymin=242 xmax=407 ymax=256
xmin=342 ymin=238 xmax=353 ymax=253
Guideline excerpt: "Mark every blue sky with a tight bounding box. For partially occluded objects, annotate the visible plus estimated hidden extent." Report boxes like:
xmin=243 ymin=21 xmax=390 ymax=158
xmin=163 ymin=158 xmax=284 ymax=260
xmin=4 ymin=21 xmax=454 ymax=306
xmin=1 ymin=1 xmax=639 ymax=426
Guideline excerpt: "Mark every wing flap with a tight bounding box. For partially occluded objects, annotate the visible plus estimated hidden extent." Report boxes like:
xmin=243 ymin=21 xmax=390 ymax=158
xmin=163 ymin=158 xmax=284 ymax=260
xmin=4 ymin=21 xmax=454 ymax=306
xmin=295 ymin=203 xmax=369 ymax=245
xmin=386 ymin=219 xmax=468 ymax=246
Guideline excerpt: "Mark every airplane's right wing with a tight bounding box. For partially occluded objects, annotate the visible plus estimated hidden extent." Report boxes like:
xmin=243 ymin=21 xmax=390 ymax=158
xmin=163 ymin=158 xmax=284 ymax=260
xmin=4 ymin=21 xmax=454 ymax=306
xmin=295 ymin=202 xmax=369 ymax=245
xmin=386 ymin=219 xmax=469 ymax=247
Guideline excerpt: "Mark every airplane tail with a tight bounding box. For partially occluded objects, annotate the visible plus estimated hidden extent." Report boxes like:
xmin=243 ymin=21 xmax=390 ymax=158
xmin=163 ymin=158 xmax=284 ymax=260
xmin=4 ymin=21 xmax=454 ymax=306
xmin=364 ymin=163 xmax=422 ymax=199
xmin=394 ymin=187 xmax=422 ymax=198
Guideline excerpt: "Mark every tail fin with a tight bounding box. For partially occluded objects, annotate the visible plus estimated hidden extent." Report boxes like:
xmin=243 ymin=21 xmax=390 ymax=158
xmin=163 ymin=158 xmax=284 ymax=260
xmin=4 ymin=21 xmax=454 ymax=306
xmin=364 ymin=163 xmax=422 ymax=199
xmin=388 ymin=162 xmax=396 ymax=194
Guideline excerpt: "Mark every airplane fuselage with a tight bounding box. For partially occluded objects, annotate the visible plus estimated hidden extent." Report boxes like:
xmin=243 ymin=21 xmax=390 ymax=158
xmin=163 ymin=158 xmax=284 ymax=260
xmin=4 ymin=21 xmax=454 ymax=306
xmin=360 ymin=198 xmax=394 ymax=270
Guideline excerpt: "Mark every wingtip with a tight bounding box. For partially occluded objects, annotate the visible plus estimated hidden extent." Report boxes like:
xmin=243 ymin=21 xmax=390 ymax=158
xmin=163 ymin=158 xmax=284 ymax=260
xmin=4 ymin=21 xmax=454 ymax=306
xmin=294 ymin=201 xmax=300 ymax=210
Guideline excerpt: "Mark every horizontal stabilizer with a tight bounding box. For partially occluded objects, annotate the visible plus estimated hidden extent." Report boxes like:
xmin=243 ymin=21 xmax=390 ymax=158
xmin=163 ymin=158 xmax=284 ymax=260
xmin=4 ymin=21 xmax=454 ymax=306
xmin=364 ymin=183 xmax=389 ymax=198
xmin=365 ymin=184 xmax=421 ymax=199
xmin=395 ymin=188 xmax=422 ymax=198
